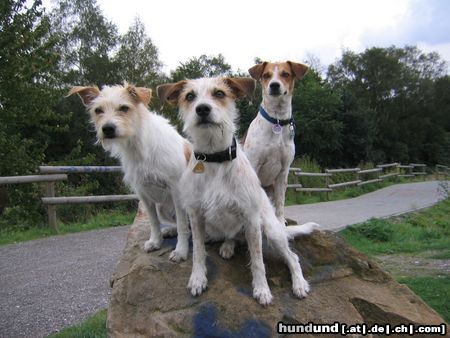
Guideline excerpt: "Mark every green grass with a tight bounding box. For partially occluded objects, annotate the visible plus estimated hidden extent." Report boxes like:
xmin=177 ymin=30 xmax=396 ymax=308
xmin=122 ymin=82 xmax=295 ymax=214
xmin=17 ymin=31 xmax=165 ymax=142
xmin=340 ymin=199 xmax=450 ymax=256
xmin=397 ymin=276 xmax=450 ymax=323
xmin=0 ymin=210 xmax=134 ymax=246
xmin=340 ymin=199 xmax=450 ymax=323
xmin=49 ymin=309 xmax=107 ymax=338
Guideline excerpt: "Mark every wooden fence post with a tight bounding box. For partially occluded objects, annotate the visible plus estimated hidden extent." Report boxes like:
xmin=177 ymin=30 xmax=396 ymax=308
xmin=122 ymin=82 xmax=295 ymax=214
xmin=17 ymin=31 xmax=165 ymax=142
xmin=45 ymin=182 xmax=57 ymax=231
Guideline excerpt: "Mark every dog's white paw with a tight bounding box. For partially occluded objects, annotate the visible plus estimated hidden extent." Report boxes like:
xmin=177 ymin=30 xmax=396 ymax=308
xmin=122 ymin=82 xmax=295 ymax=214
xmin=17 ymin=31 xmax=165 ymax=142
xmin=188 ymin=273 xmax=208 ymax=296
xmin=253 ymin=286 xmax=273 ymax=305
xmin=219 ymin=241 xmax=235 ymax=260
xmin=144 ymin=238 xmax=162 ymax=252
xmin=161 ymin=226 xmax=178 ymax=238
xmin=169 ymin=249 xmax=188 ymax=263
xmin=292 ymin=277 xmax=310 ymax=298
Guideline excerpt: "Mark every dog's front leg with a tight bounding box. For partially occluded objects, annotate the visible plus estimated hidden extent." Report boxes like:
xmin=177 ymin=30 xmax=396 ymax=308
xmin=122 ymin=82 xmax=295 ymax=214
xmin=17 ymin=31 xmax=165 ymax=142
xmin=245 ymin=219 xmax=272 ymax=305
xmin=143 ymin=201 xmax=163 ymax=252
xmin=188 ymin=209 xmax=207 ymax=296
xmin=273 ymin=170 xmax=289 ymax=222
xmin=169 ymin=196 xmax=190 ymax=262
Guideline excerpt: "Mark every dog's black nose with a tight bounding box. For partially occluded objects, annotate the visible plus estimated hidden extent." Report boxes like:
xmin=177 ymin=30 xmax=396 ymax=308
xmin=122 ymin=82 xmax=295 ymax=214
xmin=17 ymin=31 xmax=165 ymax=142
xmin=196 ymin=104 xmax=211 ymax=117
xmin=270 ymin=82 xmax=280 ymax=90
xmin=102 ymin=123 xmax=116 ymax=138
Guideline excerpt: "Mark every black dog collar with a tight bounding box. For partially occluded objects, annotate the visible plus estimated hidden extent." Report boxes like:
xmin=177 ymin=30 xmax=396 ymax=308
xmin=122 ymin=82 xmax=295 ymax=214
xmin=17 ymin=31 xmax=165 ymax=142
xmin=194 ymin=138 xmax=237 ymax=163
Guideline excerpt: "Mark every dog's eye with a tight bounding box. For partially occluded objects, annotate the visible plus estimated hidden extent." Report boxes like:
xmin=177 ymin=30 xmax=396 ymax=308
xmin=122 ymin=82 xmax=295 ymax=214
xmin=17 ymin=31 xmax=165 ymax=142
xmin=263 ymin=73 xmax=271 ymax=80
xmin=94 ymin=108 xmax=104 ymax=115
xmin=119 ymin=105 xmax=129 ymax=113
xmin=281 ymin=72 xmax=290 ymax=78
xmin=213 ymin=90 xmax=225 ymax=99
xmin=186 ymin=92 xmax=196 ymax=102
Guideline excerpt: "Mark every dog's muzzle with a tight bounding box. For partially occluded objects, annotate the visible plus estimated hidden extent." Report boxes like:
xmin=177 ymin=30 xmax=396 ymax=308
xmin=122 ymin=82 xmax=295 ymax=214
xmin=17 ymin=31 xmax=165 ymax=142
xmin=196 ymin=104 xmax=213 ymax=125
xmin=269 ymin=82 xmax=281 ymax=96
xmin=102 ymin=123 xmax=117 ymax=139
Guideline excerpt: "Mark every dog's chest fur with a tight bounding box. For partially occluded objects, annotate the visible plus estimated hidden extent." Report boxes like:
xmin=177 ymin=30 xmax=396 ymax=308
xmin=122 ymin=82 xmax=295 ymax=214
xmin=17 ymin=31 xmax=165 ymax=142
xmin=244 ymin=115 xmax=295 ymax=186
xmin=181 ymin=152 xmax=262 ymax=239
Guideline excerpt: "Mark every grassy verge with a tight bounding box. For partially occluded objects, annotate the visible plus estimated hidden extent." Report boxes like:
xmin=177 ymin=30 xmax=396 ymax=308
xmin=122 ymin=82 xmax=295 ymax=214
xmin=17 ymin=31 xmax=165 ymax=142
xmin=340 ymin=198 xmax=450 ymax=323
xmin=0 ymin=210 xmax=134 ymax=246
xmin=397 ymin=276 xmax=450 ymax=323
xmin=49 ymin=309 xmax=107 ymax=338
xmin=340 ymin=199 xmax=450 ymax=256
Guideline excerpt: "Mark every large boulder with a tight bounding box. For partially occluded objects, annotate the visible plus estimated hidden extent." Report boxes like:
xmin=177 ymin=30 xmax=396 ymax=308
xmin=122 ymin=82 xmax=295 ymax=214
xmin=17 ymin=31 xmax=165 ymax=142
xmin=107 ymin=203 xmax=448 ymax=337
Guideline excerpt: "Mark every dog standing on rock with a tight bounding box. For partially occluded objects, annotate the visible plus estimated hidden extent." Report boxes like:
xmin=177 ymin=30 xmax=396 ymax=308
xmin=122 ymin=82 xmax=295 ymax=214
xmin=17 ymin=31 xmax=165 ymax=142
xmin=69 ymin=84 xmax=191 ymax=262
xmin=158 ymin=77 xmax=314 ymax=305
xmin=244 ymin=61 xmax=309 ymax=223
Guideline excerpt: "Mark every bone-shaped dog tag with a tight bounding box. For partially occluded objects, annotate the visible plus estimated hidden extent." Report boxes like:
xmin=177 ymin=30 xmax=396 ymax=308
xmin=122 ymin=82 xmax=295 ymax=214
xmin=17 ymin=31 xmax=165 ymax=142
xmin=193 ymin=161 xmax=205 ymax=174
xmin=289 ymin=124 xmax=295 ymax=139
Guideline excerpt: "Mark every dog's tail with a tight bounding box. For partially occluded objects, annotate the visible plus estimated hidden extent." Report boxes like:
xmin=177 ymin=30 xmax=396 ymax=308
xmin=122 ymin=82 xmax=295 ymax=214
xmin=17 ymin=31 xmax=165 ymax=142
xmin=285 ymin=222 xmax=320 ymax=240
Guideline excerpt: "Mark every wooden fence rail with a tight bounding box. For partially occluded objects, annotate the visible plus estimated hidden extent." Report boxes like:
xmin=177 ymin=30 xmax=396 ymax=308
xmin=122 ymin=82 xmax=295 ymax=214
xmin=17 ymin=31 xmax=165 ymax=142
xmin=288 ymin=162 xmax=430 ymax=198
xmin=0 ymin=162 xmax=440 ymax=230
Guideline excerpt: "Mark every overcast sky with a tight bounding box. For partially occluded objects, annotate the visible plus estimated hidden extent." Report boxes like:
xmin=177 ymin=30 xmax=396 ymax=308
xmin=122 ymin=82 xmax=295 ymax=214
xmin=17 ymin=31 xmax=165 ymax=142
xmin=45 ymin=0 xmax=450 ymax=74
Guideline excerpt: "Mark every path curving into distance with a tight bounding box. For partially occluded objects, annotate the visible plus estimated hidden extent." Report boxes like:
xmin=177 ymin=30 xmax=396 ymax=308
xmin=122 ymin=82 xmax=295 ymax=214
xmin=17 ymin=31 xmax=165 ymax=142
xmin=0 ymin=181 xmax=445 ymax=337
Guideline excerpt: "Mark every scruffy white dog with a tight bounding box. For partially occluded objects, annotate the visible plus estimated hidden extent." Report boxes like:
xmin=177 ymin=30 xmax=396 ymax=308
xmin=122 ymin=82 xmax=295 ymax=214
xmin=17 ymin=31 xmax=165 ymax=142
xmin=244 ymin=61 xmax=309 ymax=223
xmin=69 ymin=84 xmax=190 ymax=262
xmin=158 ymin=77 xmax=315 ymax=305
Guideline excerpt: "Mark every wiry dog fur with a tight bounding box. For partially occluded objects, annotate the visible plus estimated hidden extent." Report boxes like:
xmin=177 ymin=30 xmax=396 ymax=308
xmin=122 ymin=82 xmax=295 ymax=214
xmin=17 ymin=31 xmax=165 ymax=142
xmin=158 ymin=77 xmax=312 ymax=305
xmin=244 ymin=61 xmax=309 ymax=223
xmin=68 ymin=84 xmax=190 ymax=262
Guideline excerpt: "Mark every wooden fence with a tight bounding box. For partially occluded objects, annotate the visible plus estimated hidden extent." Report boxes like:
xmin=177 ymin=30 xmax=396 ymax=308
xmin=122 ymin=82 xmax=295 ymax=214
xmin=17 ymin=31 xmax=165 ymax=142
xmin=287 ymin=162 xmax=432 ymax=199
xmin=0 ymin=162 xmax=445 ymax=230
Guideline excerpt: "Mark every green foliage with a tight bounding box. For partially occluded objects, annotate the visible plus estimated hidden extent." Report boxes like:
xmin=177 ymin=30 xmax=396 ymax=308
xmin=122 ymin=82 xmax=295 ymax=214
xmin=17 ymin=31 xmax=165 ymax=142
xmin=328 ymin=46 xmax=449 ymax=166
xmin=294 ymin=70 xmax=344 ymax=167
xmin=170 ymin=54 xmax=232 ymax=82
xmin=114 ymin=17 xmax=163 ymax=86
xmin=398 ymin=276 xmax=450 ymax=324
xmin=340 ymin=198 xmax=450 ymax=256
xmin=49 ymin=309 xmax=107 ymax=338
xmin=346 ymin=218 xmax=394 ymax=242
xmin=0 ymin=209 xmax=134 ymax=245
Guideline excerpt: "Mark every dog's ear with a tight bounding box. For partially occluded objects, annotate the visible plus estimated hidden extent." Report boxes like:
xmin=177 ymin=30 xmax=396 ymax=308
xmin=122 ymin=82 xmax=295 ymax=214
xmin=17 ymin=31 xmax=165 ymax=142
xmin=248 ymin=62 xmax=268 ymax=80
xmin=287 ymin=61 xmax=309 ymax=80
xmin=67 ymin=86 xmax=100 ymax=106
xmin=125 ymin=84 xmax=152 ymax=106
xmin=157 ymin=81 xmax=187 ymax=106
xmin=224 ymin=77 xmax=256 ymax=99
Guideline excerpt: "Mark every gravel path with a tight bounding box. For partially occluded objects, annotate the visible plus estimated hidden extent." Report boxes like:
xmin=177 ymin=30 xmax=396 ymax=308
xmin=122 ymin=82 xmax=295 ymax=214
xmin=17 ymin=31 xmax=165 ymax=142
xmin=0 ymin=181 xmax=445 ymax=337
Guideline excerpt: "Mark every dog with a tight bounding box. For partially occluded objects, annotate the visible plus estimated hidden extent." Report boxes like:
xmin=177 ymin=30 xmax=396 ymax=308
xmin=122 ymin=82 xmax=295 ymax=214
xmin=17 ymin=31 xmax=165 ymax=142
xmin=244 ymin=61 xmax=309 ymax=223
xmin=157 ymin=77 xmax=313 ymax=305
xmin=68 ymin=84 xmax=191 ymax=262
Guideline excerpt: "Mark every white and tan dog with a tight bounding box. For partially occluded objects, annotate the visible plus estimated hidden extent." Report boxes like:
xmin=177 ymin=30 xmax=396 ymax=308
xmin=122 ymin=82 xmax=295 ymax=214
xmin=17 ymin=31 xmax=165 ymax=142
xmin=244 ymin=61 xmax=309 ymax=223
xmin=158 ymin=77 xmax=312 ymax=305
xmin=69 ymin=84 xmax=190 ymax=262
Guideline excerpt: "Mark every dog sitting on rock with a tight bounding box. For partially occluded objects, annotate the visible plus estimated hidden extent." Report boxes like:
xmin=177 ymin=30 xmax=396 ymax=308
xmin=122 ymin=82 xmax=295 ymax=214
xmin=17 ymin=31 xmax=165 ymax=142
xmin=158 ymin=77 xmax=316 ymax=305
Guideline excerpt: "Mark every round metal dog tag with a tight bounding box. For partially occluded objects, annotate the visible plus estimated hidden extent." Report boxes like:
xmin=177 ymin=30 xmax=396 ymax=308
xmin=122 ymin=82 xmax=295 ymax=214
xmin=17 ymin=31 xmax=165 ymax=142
xmin=272 ymin=124 xmax=282 ymax=134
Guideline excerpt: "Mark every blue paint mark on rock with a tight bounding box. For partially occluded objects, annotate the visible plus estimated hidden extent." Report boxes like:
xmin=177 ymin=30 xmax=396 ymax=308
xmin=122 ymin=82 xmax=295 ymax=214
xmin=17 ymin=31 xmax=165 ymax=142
xmin=235 ymin=287 xmax=253 ymax=297
xmin=193 ymin=303 xmax=271 ymax=338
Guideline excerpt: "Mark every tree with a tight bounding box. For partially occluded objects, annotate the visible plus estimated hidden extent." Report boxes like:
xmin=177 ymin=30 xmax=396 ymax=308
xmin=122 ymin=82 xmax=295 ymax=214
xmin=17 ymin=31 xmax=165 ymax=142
xmin=114 ymin=17 xmax=163 ymax=86
xmin=0 ymin=0 xmax=63 ymax=225
xmin=293 ymin=70 xmax=344 ymax=167
xmin=170 ymin=54 xmax=232 ymax=81
xmin=327 ymin=46 xmax=449 ymax=165
xmin=49 ymin=0 xmax=119 ymax=86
